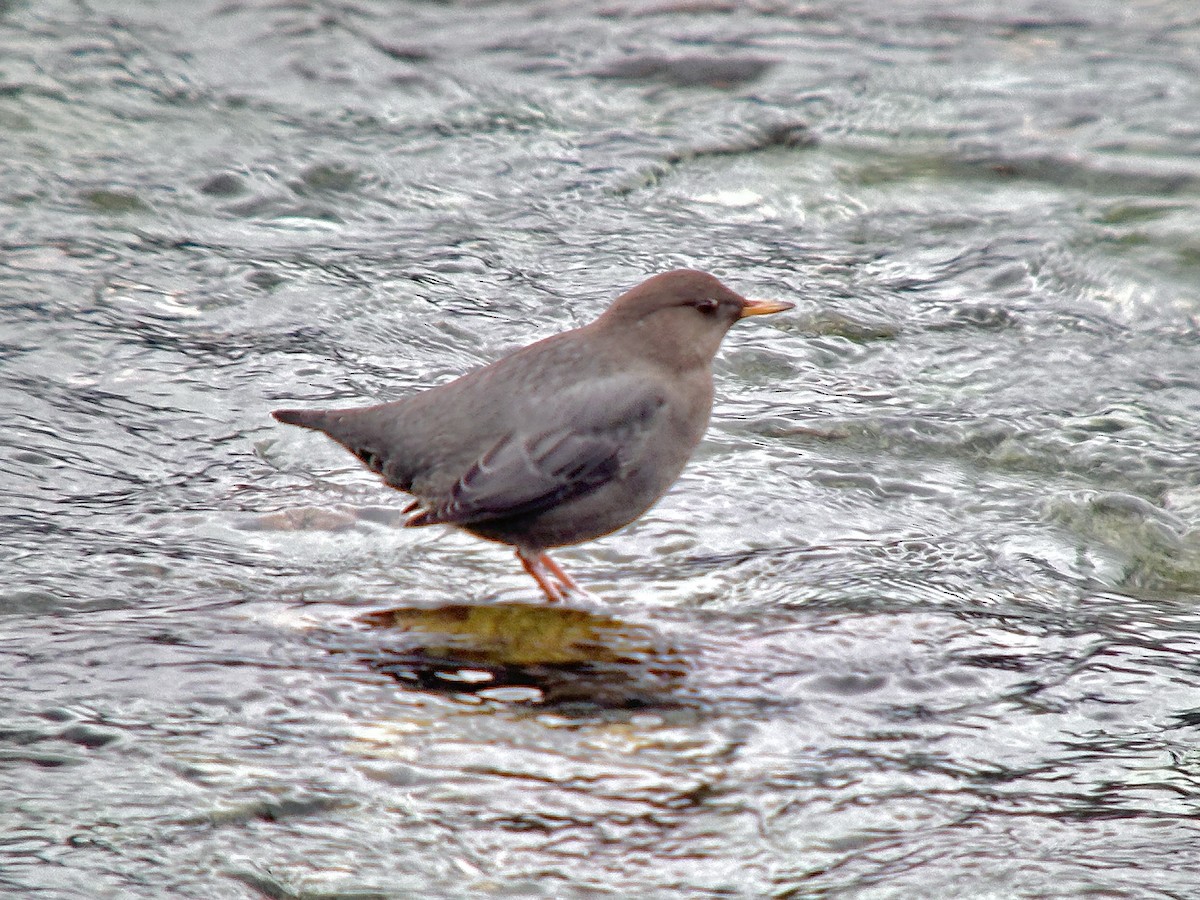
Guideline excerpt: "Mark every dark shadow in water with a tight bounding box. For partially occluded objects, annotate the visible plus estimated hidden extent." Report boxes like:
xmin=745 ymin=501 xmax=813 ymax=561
xmin=352 ymin=602 xmax=689 ymax=710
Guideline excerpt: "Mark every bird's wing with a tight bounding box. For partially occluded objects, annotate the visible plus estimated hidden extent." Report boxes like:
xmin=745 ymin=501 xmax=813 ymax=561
xmin=406 ymin=379 xmax=665 ymax=527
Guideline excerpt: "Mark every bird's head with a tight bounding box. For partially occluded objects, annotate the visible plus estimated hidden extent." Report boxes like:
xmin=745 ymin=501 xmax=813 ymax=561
xmin=596 ymin=269 xmax=793 ymax=371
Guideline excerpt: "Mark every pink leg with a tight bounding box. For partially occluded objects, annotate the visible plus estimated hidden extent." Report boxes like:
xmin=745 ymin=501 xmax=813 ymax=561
xmin=538 ymin=553 xmax=581 ymax=593
xmin=517 ymin=550 xmax=569 ymax=603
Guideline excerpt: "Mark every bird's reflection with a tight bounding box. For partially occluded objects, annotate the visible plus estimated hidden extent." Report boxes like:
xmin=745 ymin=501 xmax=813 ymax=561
xmin=355 ymin=602 xmax=688 ymax=708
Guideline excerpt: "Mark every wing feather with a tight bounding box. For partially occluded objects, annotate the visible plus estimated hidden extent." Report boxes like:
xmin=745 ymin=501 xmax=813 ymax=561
xmin=406 ymin=382 xmax=665 ymax=527
xmin=405 ymin=429 xmax=623 ymax=526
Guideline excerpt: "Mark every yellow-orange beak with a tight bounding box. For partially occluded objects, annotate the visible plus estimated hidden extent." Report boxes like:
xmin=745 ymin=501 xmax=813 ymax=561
xmin=738 ymin=297 xmax=795 ymax=318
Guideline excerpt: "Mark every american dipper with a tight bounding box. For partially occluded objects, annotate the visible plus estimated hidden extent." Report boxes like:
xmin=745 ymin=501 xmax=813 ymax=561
xmin=272 ymin=269 xmax=793 ymax=601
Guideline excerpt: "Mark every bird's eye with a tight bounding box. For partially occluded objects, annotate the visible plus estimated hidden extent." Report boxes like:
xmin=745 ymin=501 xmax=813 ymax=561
xmin=693 ymin=298 xmax=720 ymax=314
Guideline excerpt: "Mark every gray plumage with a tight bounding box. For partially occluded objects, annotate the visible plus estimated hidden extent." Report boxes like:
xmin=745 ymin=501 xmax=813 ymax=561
xmin=272 ymin=269 xmax=792 ymax=599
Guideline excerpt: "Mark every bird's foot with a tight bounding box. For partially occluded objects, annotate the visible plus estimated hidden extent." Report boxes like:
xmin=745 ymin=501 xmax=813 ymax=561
xmin=517 ymin=550 xmax=586 ymax=603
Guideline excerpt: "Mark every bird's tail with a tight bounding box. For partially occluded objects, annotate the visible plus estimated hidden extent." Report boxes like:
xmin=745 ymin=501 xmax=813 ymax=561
xmin=272 ymin=408 xmax=329 ymax=430
xmin=271 ymin=406 xmax=403 ymax=484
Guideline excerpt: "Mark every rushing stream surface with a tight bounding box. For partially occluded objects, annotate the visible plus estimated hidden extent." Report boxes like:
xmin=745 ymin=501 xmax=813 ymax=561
xmin=3 ymin=1 xmax=1200 ymax=897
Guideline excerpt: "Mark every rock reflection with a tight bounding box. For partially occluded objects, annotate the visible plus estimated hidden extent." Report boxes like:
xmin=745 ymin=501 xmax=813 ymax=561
xmin=355 ymin=603 xmax=688 ymax=708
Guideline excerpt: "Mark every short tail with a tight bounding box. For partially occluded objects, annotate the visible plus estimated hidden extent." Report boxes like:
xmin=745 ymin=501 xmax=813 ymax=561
xmin=271 ymin=406 xmax=403 ymax=485
xmin=272 ymin=408 xmax=330 ymax=430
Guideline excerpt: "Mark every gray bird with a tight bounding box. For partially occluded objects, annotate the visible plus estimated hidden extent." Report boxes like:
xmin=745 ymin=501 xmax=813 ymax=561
xmin=272 ymin=269 xmax=793 ymax=601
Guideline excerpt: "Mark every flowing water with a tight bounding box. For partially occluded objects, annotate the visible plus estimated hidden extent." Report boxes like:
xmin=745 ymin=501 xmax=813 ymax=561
xmin=3 ymin=1 xmax=1200 ymax=897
